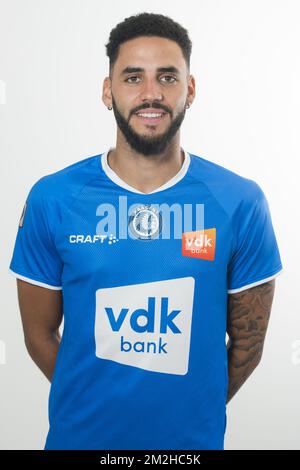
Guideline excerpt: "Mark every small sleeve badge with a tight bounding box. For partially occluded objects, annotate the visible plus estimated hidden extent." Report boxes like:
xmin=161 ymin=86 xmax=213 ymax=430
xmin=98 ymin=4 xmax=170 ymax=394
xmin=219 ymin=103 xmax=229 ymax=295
xmin=18 ymin=202 xmax=27 ymax=228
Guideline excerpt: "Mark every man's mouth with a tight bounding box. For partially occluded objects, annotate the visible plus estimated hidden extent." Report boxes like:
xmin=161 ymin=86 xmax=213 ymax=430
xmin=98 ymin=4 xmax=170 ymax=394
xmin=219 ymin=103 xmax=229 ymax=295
xmin=134 ymin=111 xmax=168 ymax=124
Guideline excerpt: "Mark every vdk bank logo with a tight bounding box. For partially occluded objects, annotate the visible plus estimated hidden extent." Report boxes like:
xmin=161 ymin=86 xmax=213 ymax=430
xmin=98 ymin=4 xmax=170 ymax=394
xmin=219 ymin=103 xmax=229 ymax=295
xmin=95 ymin=277 xmax=195 ymax=375
xmin=182 ymin=228 xmax=216 ymax=261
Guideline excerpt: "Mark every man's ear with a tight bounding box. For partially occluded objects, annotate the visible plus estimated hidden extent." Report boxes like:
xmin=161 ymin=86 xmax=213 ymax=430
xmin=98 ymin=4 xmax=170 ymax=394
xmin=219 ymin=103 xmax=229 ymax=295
xmin=102 ymin=76 xmax=112 ymax=108
xmin=187 ymin=74 xmax=196 ymax=106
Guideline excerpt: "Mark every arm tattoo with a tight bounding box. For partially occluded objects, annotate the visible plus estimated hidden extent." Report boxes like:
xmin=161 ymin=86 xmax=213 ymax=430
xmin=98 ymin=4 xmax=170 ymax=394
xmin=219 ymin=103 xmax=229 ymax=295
xmin=226 ymin=279 xmax=275 ymax=403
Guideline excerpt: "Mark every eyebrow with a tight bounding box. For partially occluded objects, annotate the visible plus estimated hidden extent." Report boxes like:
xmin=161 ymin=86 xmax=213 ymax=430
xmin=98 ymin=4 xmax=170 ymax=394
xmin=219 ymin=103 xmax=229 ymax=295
xmin=120 ymin=66 xmax=180 ymax=75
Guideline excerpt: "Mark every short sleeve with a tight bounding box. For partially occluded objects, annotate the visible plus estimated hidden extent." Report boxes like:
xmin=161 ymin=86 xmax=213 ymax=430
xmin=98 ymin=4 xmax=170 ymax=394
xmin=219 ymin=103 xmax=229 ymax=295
xmin=227 ymin=183 xmax=283 ymax=293
xmin=9 ymin=178 xmax=63 ymax=290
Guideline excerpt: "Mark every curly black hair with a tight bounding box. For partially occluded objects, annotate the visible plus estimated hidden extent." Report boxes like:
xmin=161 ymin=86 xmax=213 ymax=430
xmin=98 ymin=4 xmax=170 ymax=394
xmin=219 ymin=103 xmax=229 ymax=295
xmin=105 ymin=12 xmax=192 ymax=76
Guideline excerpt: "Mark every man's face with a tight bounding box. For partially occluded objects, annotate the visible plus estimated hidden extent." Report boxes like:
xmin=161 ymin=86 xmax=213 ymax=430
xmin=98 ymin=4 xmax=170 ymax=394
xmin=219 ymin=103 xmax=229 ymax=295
xmin=104 ymin=36 xmax=194 ymax=156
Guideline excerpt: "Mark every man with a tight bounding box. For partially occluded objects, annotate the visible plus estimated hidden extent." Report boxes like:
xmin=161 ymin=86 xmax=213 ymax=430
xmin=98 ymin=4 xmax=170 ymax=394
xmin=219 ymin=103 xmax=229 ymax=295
xmin=9 ymin=12 xmax=283 ymax=450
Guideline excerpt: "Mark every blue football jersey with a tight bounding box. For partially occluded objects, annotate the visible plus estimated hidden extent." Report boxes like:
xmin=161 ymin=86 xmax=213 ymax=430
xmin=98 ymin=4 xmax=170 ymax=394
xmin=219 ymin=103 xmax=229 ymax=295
xmin=9 ymin=149 xmax=283 ymax=450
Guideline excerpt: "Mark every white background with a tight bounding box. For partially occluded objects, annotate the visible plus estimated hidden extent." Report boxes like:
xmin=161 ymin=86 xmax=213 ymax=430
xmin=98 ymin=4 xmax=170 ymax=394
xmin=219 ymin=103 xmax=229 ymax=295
xmin=0 ymin=0 xmax=299 ymax=449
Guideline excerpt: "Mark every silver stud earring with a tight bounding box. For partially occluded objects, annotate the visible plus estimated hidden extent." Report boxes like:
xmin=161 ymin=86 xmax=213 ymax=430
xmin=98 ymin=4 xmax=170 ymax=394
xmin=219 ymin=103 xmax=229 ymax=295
xmin=186 ymin=102 xmax=190 ymax=109
xmin=107 ymin=106 xmax=112 ymax=110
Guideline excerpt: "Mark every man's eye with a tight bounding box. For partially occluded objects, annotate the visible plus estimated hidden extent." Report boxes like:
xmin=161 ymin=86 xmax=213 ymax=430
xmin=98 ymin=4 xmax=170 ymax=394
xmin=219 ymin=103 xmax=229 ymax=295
xmin=161 ymin=75 xmax=177 ymax=83
xmin=125 ymin=76 xmax=140 ymax=83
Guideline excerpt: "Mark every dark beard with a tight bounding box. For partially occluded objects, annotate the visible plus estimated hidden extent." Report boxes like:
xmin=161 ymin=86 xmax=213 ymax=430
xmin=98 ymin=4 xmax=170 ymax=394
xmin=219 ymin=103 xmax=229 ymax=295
xmin=111 ymin=95 xmax=187 ymax=156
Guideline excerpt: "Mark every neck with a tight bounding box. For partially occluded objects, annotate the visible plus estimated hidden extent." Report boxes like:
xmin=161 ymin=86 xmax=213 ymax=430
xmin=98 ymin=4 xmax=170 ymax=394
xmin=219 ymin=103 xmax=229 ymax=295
xmin=107 ymin=137 xmax=184 ymax=194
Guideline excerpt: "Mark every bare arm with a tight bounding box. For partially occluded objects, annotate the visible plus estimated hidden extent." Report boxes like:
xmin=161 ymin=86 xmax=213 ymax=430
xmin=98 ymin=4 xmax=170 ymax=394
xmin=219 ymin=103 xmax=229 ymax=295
xmin=226 ymin=279 xmax=275 ymax=404
xmin=16 ymin=279 xmax=63 ymax=382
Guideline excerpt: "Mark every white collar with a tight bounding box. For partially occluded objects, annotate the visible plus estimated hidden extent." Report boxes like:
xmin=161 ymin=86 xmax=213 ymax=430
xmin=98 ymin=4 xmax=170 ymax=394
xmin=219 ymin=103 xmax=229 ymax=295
xmin=100 ymin=148 xmax=191 ymax=194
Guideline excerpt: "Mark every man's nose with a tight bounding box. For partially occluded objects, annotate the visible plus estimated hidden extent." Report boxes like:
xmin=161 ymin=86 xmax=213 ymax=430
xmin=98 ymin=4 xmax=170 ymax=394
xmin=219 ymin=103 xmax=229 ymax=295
xmin=140 ymin=78 xmax=163 ymax=102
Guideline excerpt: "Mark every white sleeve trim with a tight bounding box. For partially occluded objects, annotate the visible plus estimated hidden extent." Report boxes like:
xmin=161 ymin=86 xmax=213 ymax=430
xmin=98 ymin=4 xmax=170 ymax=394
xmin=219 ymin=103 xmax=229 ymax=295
xmin=8 ymin=269 xmax=62 ymax=290
xmin=227 ymin=268 xmax=283 ymax=294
